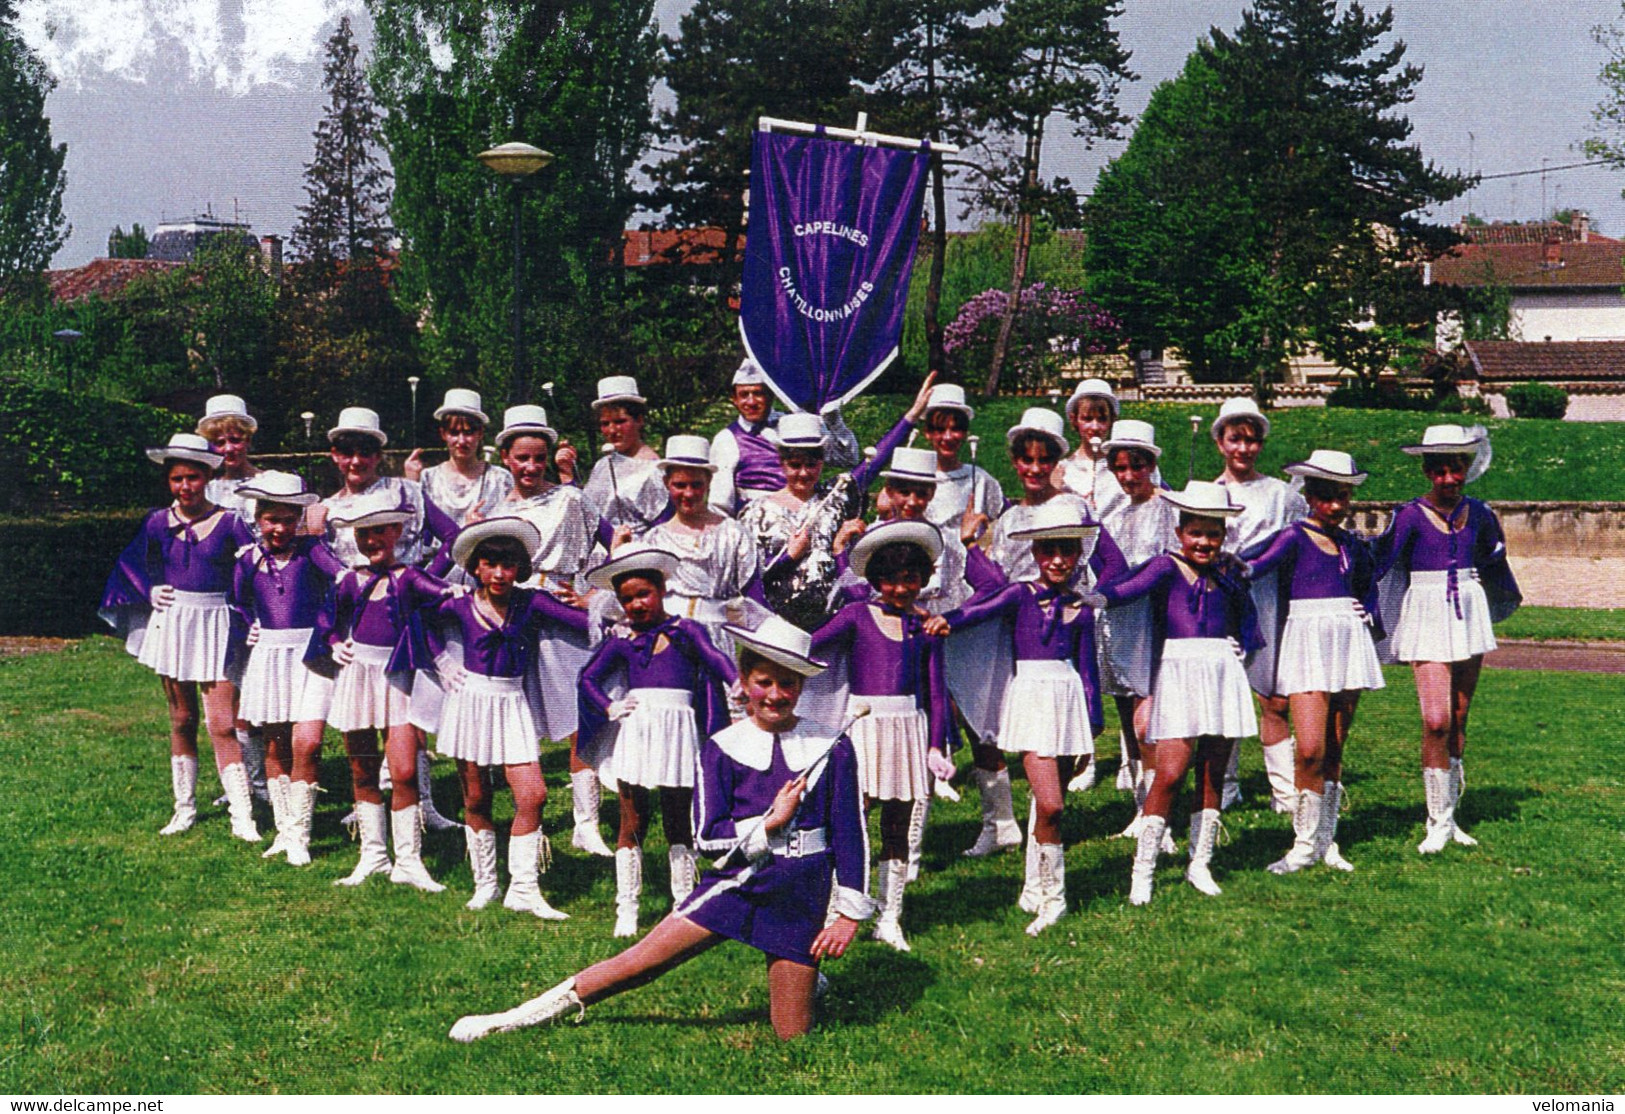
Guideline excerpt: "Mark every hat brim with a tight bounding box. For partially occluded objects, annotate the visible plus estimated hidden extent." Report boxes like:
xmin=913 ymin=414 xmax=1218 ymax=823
xmin=657 ymin=458 xmax=717 ymax=474
xmin=147 ymin=447 xmax=223 ymax=469
xmin=327 ymin=426 xmax=389 ymax=447
xmin=1158 ymin=490 xmax=1243 ymax=518
xmin=849 ymin=522 xmax=944 ymax=580
xmin=925 ymin=401 xmax=976 ymax=422
xmin=1101 ymin=438 xmax=1163 ymax=459
xmin=724 ymin=625 xmax=828 ymax=677
xmin=1399 ymin=439 xmax=1484 ymax=455
xmin=1004 ymin=427 xmax=1069 ymax=458
xmin=496 ymin=424 xmax=558 ymax=450
xmin=777 ymin=438 xmax=827 ymax=453
xmin=878 ymin=469 xmax=938 ymax=485
xmin=330 ymin=509 xmax=413 ymax=529
xmin=202 ymin=414 xmax=258 ymax=433
xmin=1211 ymin=411 xmax=1271 ymax=440
xmin=452 ymin=517 xmax=543 ymax=568
xmin=1066 ymin=393 xmax=1119 ymax=420
xmin=1283 ymin=463 xmax=1367 ymax=485
xmin=237 ymin=488 xmax=320 ymax=507
xmin=591 ymin=394 xmax=646 ymax=411
xmin=434 ymin=406 xmax=490 ymax=426
xmin=585 ymin=549 xmax=681 ymax=592
xmin=1010 ymin=523 xmax=1100 ymax=541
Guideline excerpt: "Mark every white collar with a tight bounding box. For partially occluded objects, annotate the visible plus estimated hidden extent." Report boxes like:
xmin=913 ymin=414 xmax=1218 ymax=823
xmin=711 ymin=718 xmax=837 ymax=772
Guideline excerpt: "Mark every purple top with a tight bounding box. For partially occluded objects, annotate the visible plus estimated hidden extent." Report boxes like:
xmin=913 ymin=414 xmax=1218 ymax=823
xmin=1098 ymin=553 xmax=1262 ymax=678
xmin=576 ymin=617 xmax=737 ymax=759
xmin=963 ymin=515 xmax=1129 ymax=595
xmin=1371 ymin=495 xmax=1521 ymax=623
xmin=944 ymin=580 xmax=1095 ymax=663
xmin=328 ymin=564 xmax=452 ymax=649
xmin=808 ymin=601 xmax=950 ymax=754
xmin=428 ymin=589 xmax=591 ymax=678
xmin=731 ymin=419 xmax=788 ymax=496
xmin=132 ymin=507 xmax=255 ymax=595
xmin=1244 ymin=522 xmax=1371 ymax=602
xmin=230 ymin=537 xmax=344 ymax=630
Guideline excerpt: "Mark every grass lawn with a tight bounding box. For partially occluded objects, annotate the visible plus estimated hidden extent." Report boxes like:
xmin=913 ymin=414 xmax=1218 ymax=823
xmin=1497 ymin=607 xmax=1625 ymax=643
xmin=2 ymin=639 xmax=1621 ymax=1094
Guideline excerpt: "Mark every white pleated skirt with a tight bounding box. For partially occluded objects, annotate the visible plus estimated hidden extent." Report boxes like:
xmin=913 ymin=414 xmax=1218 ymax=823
xmin=436 ymin=673 xmax=539 ymax=765
xmin=136 ymin=591 xmax=233 ymax=683
xmin=997 ymin=660 xmax=1094 ymax=757
xmin=1277 ymin=598 xmax=1386 ymax=695
xmin=328 ymin=643 xmax=411 ymax=732
xmin=240 ymin=626 xmax=321 ymax=725
xmin=1391 ymin=569 xmax=1496 ymax=664
xmin=1099 ymin=597 xmax=1154 ymax=699
xmin=849 ymin=694 xmax=930 ymax=802
xmin=1148 ymin=638 xmax=1259 ymax=741
xmin=610 ymin=688 xmax=700 ymax=789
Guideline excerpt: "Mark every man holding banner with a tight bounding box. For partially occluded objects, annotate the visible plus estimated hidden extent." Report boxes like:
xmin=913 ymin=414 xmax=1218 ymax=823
xmin=708 ymin=358 xmax=861 ymax=515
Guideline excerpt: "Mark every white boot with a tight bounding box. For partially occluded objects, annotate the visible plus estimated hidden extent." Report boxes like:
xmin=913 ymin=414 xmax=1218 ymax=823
xmin=504 ymin=831 xmax=568 ymax=919
xmin=1418 ymin=766 xmax=1454 ymax=853
xmin=963 ymin=768 xmax=1022 ymax=857
xmin=1320 ymin=781 xmax=1354 ymax=871
xmin=1066 ymin=759 xmax=1097 ymax=794
xmin=417 ymin=751 xmax=462 ymax=832
xmin=871 ymin=860 xmax=911 ymax=952
xmin=1025 ymin=844 xmax=1067 ymax=935
xmin=571 ymin=769 xmax=614 ymax=857
xmin=160 ymin=755 xmax=198 ymax=835
xmin=1129 ymin=815 xmax=1166 ymax=906
xmin=906 ymin=795 xmax=930 ymax=882
xmin=1017 ymin=797 xmax=1042 ymax=913
xmin=388 ymin=804 xmax=446 ymax=893
xmin=1115 ymin=761 xmax=1150 ymax=839
xmin=465 ymin=827 xmax=500 ymax=910
xmin=1262 ymin=738 xmax=1298 ymax=814
xmin=449 ymin=978 xmax=583 ymax=1042
xmin=1185 ymin=809 xmax=1224 ymax=896
xmin=335 ymin=801 xmax=392 ymax=885
xmin=262 ymin=775 xmax=292 ymax=858
xmin=613 ymin=846 xmax=642 ymax=937
xmin=1449 ymin=758 xmax=1478 ymax=846
xmin=220 ymin=762 xmax=262 ymax=842
xmin=1268 ymin=789 xmax=1323 ymax=874
xmin=1220 ymin=741 xmax=1243 ymax=810
xmin=285 ymin=780 xmax=315 ymax=867
xmin=1115 ymin=735 xmax=1135 ymax=790
xmin=668 ymin=844 xmax=697 ymax=905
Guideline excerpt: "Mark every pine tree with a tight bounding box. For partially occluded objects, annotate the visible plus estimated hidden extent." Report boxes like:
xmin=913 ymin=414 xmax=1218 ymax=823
xmin=0 ymin=0 xmax=68 ymax=291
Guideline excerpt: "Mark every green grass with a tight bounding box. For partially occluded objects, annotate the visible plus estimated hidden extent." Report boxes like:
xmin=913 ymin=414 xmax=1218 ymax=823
xmin=830 ymin=394 xmax=1623 ymax=505
xmin=1497 ymin=607 xmax=1625 ymax=643
xmin=3 ymin=639 xmax=1622 ymax=1093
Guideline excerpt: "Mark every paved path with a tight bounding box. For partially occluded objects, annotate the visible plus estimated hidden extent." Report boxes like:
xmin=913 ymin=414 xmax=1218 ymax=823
xmin=1486 ymin=638 xmax=1625 ymax=674
xmin=1507 ymin=557 xmax=1625 ymax=608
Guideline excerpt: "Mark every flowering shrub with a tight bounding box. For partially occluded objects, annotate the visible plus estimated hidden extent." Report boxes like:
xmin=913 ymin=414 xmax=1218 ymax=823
xmin=944 ymin=284 xmax=1125 ymax=391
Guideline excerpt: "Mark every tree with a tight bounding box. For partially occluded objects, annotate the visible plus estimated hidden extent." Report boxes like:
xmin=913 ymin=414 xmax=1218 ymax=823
xmin=0 ymin=0 xmax=68 ymax=291
xmin=108 ymin=224 xmax=150 ymax=259
xmin=1085 ymin=0 xmax=1469 ymax=395
xmin=944 ymin=282 xmax=1123 ymax=392
xmin=955 ymin=0 xmax=1133 ymax=394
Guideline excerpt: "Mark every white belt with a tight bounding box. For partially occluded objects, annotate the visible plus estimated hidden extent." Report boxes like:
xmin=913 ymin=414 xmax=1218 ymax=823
xmin=1014 ymin=659 xmax=1076 ymax=680
xmin=1287 ymin=597 xmax=1361 ymax=618
xmin=1160 ymin=637 xmax=1234 ymax=661
xmin=769 ymin=826 xmax=828 ymax=858
xmin=854 ymin=694 xmax=918 ymax=717
xmin=347 ymin=642 xmax=394 ymax=666
xmin=628 ymin=687 xmax=693 ymax=708
xmin=1409 ymin=568 xmax=1480 ymax=584
xmin=460 ymin=673 xmax=524 ymax=694
xmin=664 ymin=594 xmax=731 ymax=623
xmin=170 ymin=590 xmax=227 ymax=608
xmin=255 ymin=626 xmax=313 ymax=648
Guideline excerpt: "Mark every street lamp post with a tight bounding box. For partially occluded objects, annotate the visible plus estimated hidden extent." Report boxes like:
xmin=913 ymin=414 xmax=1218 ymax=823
xmin=476 ymin=141 xmax=554 ymax=404
xmin=407 ymin=376 xmax=421 ymax=446
xmin=53 ymin=329 xmax=83 ymax=393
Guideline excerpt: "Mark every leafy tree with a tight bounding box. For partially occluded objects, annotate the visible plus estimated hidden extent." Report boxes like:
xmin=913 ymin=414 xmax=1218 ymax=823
xmin=107 ymin=224 xmax=150 ymax=259
xmin=0 ymin=0 xmax=68 ymax=291
xmin=1085 ymin=0 xmax=1469 ymax=396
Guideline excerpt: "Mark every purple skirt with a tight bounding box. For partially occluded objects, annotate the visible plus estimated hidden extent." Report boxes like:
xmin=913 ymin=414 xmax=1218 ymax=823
xmin=676 ymin=854 xmax=832 ymax=968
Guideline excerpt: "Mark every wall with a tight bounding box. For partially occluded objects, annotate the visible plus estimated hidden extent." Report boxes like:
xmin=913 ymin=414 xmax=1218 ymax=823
xmin=1510 ymin=288 xmax=1625 ymax=343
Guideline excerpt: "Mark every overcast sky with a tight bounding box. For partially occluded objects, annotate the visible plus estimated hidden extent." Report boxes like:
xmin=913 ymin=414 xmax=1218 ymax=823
xmin=25 ymin=0 xmax=1625 ymax=267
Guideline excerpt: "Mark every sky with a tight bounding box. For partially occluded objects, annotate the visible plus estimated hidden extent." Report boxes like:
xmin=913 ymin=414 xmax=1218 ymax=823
xmin=24 ymin=0 xmax=1625 ymax=268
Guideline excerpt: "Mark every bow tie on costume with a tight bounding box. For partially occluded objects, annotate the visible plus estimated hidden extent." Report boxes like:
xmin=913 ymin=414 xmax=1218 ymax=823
xmin=167 ymin=510 xmax=215 ymax=568
xmin=257 ymin=544 xmax=288 ymax=595
xmin=629 ymin=616 xmax=683 ymax=667
xmin=1033 ymin=583 xmax=1080 ymax=645
xmin=474 ymin=608 xmax=529 ymax=669
xmin=881 ymin=604 xmax=927 ymax=697
xmin=352 ymin=567 xmax=400 ymax=636
xmin=1303 ymin=522 xmax=1352 ymax=578
xmin=1437 ymin=500 xmax=1469 ymax=620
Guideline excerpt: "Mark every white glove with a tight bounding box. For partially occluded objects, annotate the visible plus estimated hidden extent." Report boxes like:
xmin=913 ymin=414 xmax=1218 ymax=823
xmin=332 ymin=639 xmax=357 ymax=667
xmin=1351 ymin=601 xmax=1373 ymax=627
xmin=246 ymin=620 xmax=262 ymax=646
xmin=1227 ymin=636 xmax=1246 ymax=661
xmin=434 ymin=652 xmax=467 ymax=694
xmin=926 ymin=750 xmax=955 ymax=783
xmin=150 ymin=584 xmax=176 ymax=612
xmin=607 ymin=696 xmax=640 ymax=722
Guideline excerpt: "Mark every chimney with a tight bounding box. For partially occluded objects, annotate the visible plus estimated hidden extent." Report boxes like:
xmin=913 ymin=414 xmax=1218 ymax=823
xmin=1544 ymin=240 xmax=1562 ymax=269
xmin=1575 ymin=211 xmax=1591 ymax=242
xmin=260 ymin=234 xmax=283 ymax=275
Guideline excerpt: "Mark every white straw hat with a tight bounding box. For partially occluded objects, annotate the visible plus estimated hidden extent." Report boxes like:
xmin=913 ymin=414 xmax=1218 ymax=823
xmin=848 ymin=520 xmax=943 ymax=580
xmin=235 ymin=470 xmax=319 ymax=506
xmin=328 ymin=406 xmax=388 ymax=446
xmin=1210 ymin=397 xmax=1271 ymax=440
xmin=1009 ymin=499 xmax=1095 ymax=541
xmin=923 ymin=383 xmax=975 ymax=422
xmin=724 ymin=615 xmax=828 ymax=677
xmin=776 ymin=412 xmax=827 ymax=450
xmin=328 ymin=489 xmax=413 ymax=528
xmin=451 ymin=517 xmax=542 ymax=570
xmin=147 ymin=432 xmax=223 ymax=470
xmin=1284 ymin=449 xmax=1368 ymax=486
xmin=658 ymin=434 xmax=717 ymax=473
xmin=434 ymin=388 xmax=490 ymax=426
xmin=495 ymin=404 xmax=557 ymax=450
xmin=592 ymin=375 xmax=646 ymax=410
xmin=585 ymin=545 xmax=682 ymax=592
xmin=732 ymin=359 xmax=768 ymax=387
xmin=1160 ymin=480 xmax=1244 ymax=519
xmin=1400 ymin=423 xmax=1492 ymax=482
xmin=200 ymin=394 xmax=257 ymax=433
xmin=879 ymin=446 xmax=940 ymax=485
xmin=1101 ymin=419 xmax=1162 ymax=460
xmin=1065 ymin=378 xmax=1119 ymax=420
xmin=1005 ymin=407 xmax=1070 ymax=458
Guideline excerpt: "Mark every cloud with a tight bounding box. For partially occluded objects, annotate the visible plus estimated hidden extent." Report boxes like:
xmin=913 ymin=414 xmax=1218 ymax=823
xmin=16 ymin=0 xmax=366 ymax=93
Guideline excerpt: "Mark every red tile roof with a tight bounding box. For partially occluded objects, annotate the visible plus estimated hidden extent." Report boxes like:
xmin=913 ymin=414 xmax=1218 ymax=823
xmin=1431 ymin=240 xmax=1625 ymax=289
xmin=621 ymin=227 xmax=738 ymax=267
xmin=1455 ymin=219 xmax=1619 ymax=246
xmin=1463 ymin=339 xmax=1625 ymax=381
xmin=46 ymin=258 xmax=180 ymax=302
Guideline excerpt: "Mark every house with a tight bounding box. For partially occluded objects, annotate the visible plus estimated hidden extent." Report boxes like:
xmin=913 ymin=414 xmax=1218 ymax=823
xmin=1461 ymin=338 xmax=1625 ymax=421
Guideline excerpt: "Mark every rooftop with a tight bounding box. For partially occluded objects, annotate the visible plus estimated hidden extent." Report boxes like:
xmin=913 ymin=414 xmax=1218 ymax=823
xmin=1430 ymin=239 xmax=1625 ymax=289
xmin=46 ymin=257 xmax=180 ymax=303
xmin=1463 ymin=339 xmax=1625 ymax=381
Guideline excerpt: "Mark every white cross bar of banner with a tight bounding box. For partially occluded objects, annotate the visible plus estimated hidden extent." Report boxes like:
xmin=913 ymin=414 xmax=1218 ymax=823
xmin=757 ymin=112 xmax=962 ymax=155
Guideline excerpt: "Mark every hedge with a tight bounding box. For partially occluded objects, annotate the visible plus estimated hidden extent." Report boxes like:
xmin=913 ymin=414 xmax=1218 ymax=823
xmin=0 ymin=510 xmax=148 ymax=636
xmin=1504 ymin=382 xmax=1569 ymax=420
xmin=0 ymin=378 xmax=190 ymax=513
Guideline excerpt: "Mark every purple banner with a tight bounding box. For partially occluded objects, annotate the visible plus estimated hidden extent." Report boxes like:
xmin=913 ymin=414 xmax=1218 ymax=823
xmin=740 ymin=129 xmax=931 ymax=414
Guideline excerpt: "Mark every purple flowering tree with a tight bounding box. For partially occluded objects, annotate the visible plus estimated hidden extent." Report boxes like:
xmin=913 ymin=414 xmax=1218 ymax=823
xmin=944 ymin=284 xmax=1124 ymax=393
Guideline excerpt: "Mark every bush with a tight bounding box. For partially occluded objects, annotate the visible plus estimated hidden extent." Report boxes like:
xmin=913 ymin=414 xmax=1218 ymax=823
xmin=1504 ymin=382 xmax=1569 ymax=420
xmin=0 ymin=510 xmax=149 ymax=635
xmin=0 ymin=378 xmax=187 ymax=512
xmin=1326 ymin=381 xmax=1418 ymax=410
xmin=1431 ymin=392 xmax=1493 ymax=416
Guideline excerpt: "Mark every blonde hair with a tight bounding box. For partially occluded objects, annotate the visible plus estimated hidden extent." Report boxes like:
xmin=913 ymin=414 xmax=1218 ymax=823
xmin=197 ymin=415 xmax=255 ymax=441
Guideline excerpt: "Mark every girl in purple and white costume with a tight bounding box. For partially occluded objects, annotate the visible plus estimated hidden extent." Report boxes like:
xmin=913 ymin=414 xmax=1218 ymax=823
xmin=577 ymin=548 xmax=738 ymax=938
xmin=449 ymin=616 xmax=873 ymax=1044
xmin=1092 ymin=482 xmax=1261 ymax=905
xmin=1373 ymin=425 xmax=1520 ymax=854
xmin=424 ymin=518 xmax=589 ymax=919
xmin=1211 ymin=396 xmax=1309 ymax=813
xmin=100 ymin=434 xmax=257 ymax=841
xmin=316 ymin=491 xmax=461 ymax=893
xmin=228 ymin=472 xmax=343 ymax=866
xmin=809 ymin=522 xmax=952 ymax=953
xmin=1240 ymin=451 xmax=1385 ymax=874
